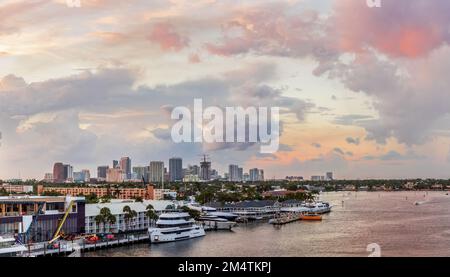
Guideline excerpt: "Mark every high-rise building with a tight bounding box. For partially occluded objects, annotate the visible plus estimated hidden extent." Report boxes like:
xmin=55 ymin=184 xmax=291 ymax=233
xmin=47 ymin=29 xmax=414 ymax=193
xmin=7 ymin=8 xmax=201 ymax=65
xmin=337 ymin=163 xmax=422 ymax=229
xmin=169 ymin=157 xmax=183 ymax=182
xmin=238 ymin=167 xmax=243 ymax=181
xmin=200 ymin=155 xmax=211 ymax=181
xmin=249 ymin=168 xmax=264 ymax=182
xmin=149 ymin=161 xmax=164 ymax=183
xmin=113 ymin=160 xmax=119 ymax=169
xmin=81 ymin=169 xmax=90 ymax=182
xmin=73 ymin=172 xmax=86 ymax=183
xmin=53 ymin=163 xmax=65 ymax=183
xmin=326 ymin=172 xmax=333 ymax=181
xmin=259 ymin=169 xmax=264 ymax=181
xmin=120 ymin=157 xmax=131 ymax=180
xmin=229 ymin=164 xmax=240 ymax=181
xmin=106 ymin=168 xmax=124 ymax=183
xmin=243 ymin=173 xmax=250 ymax=182
xmin=133 ymin=166 xmax=149 ymax=181
xmin=63 ymin=164 xmax=73 ymax=182
xmin=97 ymin=166 xmax=109 ymax=180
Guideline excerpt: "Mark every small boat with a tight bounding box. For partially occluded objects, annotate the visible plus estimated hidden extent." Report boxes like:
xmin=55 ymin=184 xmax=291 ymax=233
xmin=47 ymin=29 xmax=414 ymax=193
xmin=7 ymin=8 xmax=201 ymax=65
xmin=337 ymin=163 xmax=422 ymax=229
xmin=300 ymin=213 xmax=322 ymax=221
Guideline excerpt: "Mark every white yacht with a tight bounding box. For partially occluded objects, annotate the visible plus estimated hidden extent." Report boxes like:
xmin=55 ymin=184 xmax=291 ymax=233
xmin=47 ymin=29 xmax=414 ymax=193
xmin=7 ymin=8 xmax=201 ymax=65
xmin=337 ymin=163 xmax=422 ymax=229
xmin=148 ymin=212 xmax=205 ymax=243
xmin=305 ymin=202 xmax=332 ymax=214
xmin=0 ymin=236 xmax=27 ymax=257
xmin=280 ymin=202 xmax=332 ymax=214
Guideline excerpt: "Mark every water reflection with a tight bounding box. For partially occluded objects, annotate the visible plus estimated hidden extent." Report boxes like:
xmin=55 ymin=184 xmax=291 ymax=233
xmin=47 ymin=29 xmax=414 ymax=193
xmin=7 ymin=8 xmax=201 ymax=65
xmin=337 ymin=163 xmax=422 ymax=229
xmin=85 ymin=191 xmax=450 ymax=257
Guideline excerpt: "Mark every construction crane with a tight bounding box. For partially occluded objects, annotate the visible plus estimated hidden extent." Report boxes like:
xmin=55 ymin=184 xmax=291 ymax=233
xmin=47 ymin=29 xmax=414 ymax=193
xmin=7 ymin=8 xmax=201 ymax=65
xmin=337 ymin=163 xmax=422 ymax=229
xmin=48 ymin=200 xmax=75 ymax=244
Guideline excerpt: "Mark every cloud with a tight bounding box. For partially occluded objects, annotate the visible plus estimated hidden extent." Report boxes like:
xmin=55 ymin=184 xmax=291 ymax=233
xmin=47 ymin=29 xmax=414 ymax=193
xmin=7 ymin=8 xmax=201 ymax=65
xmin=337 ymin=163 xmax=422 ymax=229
xmin=0 ymin=63 xmax=313 ymax=178
xmin=346 ymin=137 xmax=360 ymax=145
xmin=148 ymin=23 xmax=189 ymax=52
xmin=311 ymin=143 xmax=321 ymax=148
xmin=333 ymin=0 xmax=450 ymax=58
xmin=333 ymin=147 xmax=345 ymax=155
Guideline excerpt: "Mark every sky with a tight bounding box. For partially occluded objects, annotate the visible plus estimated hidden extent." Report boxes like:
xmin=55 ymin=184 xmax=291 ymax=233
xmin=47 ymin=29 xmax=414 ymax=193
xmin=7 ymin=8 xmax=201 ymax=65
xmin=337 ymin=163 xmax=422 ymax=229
xmin=1 ymin=0 xmax=450 ymax=180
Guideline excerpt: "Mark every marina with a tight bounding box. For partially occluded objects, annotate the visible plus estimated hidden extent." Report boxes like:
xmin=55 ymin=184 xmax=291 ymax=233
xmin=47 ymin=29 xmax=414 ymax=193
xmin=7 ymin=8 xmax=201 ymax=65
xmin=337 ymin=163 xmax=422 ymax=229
xmin=83 ymin=191 xmax=450 ymax=257
xmin=2 ymin=191 xmax=450 ymax=257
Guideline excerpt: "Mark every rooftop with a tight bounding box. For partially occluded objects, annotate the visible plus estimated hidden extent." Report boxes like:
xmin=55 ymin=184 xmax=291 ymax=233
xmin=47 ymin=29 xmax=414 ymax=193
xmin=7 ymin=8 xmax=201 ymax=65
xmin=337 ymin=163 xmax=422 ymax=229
xmin=0 ymin=195 xmax=85 ymax=203
xmin=85 ymin=200 xmax=176 ymax=216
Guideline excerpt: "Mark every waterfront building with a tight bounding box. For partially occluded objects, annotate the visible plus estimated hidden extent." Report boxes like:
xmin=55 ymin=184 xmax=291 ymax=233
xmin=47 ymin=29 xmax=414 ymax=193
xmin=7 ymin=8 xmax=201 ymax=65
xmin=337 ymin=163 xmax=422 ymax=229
xmin=120 ymin=157 xmax=132 ymax=180
xmin=53 ymin=163 xmax=65 ymax=183
xmin=84 ymin=200 xmax=174 ymax=234
xmin=169 ymin=157 xmax=183 ymax=182
xmin=37 ymin=184 xmax=155 ymax=200
xmin=149 ymin=161 xmax=164 ymax=183
xmin=0 ymin=196 xmax=85 ymax=243
xmin=97 ymin=166 xmax=109 ymax=180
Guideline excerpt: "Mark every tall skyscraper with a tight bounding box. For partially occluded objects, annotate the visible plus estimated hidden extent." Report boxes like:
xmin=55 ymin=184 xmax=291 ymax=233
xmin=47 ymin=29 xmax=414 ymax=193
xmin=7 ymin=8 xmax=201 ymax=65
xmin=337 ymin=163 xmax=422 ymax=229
xmin=238 ymin=167 xmax=243 ymax=181
xmin=97 ymin=166 xmax=109 ymax=180
xmin=53 ymin=163 xmax=65 ymax=183
xmin=133 ymin=166 xmax=149 ymax=181
xmin=63 ymin=164 xmax=73 ymax=182
xmin=250 ymin=168 xmax=264 ymax=182
xmin=229 ymin=164 xmax=240 ymax=181
xmin=169 ymin=157 xmax=183 ymax=182
xmin=259 ymin=169 xmax=264 ymax=181
xmin=149 ymin=161 xmax=164 ymax=183
xmin=113 ymin=160 xmax=119 ymax=169
xmin=120 ymin=157 xmax=131 ymax=180
xmin=200 ymin=155 xmax=211 ymax=181
xmin=106 ymin=168 xmax=124 ymax=183
xmin=326 ymin=172 xmax=333 ymax=181
xmin=81 ymin=169 xmax=90 ymax=182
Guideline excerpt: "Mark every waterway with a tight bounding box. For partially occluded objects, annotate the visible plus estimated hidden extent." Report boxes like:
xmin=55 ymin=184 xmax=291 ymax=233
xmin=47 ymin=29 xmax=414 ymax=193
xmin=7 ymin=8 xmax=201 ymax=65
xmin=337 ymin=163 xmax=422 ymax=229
xmin=84 ymin=191 xmax=450 ymax=257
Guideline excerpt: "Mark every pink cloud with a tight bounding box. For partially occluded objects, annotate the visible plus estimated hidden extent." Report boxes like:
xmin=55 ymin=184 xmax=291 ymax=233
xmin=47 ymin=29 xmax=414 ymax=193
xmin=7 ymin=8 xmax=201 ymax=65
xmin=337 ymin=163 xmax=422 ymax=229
xmin=148 ymin=23 xmax=189 ymax=52
xmin=332 ymin=0 xmax=450 ymax=58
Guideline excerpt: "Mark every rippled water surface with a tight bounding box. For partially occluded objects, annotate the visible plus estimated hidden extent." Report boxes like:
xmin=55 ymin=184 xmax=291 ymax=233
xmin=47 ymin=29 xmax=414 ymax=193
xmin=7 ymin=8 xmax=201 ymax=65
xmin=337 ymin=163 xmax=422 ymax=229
xmin=84 ymin=191 xmax=450 ymax=257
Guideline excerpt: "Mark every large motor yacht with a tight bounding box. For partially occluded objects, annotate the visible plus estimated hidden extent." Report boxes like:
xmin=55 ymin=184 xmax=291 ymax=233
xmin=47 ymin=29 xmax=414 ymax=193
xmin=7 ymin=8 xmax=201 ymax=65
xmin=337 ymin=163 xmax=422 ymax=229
xmin=148 ymin=212 xmax=205 ymax=243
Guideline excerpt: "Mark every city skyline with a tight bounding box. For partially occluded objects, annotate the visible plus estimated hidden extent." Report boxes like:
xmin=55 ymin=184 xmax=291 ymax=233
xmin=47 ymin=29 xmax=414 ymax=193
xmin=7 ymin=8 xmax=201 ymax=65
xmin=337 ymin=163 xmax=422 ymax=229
xmin=2 ymin=0 xmax=450 ymax=180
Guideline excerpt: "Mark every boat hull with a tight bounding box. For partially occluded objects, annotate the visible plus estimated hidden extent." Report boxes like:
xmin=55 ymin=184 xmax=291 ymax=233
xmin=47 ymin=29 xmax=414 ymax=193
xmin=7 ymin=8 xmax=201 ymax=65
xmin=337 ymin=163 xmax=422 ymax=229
xmin=149 ymin=226 xmax=205 ymax=243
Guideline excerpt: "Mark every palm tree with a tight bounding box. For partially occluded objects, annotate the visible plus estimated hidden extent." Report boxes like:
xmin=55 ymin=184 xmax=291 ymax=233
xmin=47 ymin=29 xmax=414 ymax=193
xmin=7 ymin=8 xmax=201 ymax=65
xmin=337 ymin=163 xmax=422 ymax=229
xmin=123 ymin=205 xmax=137 ymax=232
xmin=145 ymin=204 xmax=158 ymax=227
xmin=94 ymin=207 xmax=116 ymax=233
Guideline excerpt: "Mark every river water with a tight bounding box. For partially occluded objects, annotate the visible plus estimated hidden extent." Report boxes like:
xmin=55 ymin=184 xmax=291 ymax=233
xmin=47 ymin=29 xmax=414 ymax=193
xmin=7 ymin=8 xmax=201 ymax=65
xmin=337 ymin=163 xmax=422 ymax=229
xmin=84 ymin=191 xmax=450 ymax=257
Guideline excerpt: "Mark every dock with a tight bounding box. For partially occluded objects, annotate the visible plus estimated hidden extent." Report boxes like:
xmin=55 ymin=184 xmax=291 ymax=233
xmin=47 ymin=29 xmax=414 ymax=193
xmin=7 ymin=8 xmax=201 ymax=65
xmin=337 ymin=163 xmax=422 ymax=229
xmin=269 ymin=214 xmax=300 ymax=225
xmin=21 ymin=232 xmax=149 ymax=257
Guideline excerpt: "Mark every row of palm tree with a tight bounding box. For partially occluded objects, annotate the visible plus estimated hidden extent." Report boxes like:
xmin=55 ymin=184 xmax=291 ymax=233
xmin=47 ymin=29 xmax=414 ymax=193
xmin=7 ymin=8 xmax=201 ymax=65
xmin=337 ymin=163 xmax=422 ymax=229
xmin=94 ymin=204 xmax=159 ymax=233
